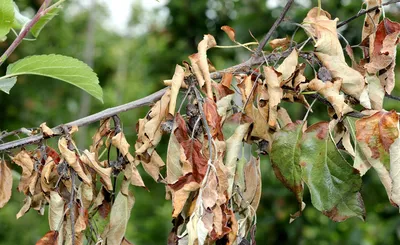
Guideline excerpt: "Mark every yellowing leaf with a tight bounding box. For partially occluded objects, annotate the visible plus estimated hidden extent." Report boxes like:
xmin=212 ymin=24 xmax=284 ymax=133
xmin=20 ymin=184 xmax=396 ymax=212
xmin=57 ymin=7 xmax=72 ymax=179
xmin=390 ymin=135 xmax=400 ymax=207
xmin=0 ymin=160 xmax=12 ymax=208
xmin=356 ymin=111 xmax=399 ymax=203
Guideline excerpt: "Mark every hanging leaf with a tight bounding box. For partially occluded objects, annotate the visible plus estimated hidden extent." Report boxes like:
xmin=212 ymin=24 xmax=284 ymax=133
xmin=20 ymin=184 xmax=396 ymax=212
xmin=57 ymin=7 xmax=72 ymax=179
xmin=356 ymin=111 xmax=399 ymax=204
xmin=301 ymin=122 xmax=365 ymax=221
xmin=0 ymin=160 xmax=12 ymax=208
xmin=0 ymin=77 xmax=16 ymax=94
xmin=35 ymin=230 xmax=59 ymax=245
xmin=0 ymin=54 xmax=103 ymax=102
xmin=270 ymin=122 xmax=305 ymax=219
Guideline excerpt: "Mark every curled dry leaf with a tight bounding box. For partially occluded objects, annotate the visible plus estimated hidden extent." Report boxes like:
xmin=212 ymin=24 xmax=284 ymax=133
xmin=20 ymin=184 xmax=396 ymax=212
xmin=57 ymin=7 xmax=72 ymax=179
xmin=263 ymin=66 xmax=283 ymax=128
xmin=91 ymin=118 xmax=112 ymax=153
xmin=17 ymin=195 xmax=32 ymax=219
xmin=35 ymin=230 xmax=59 ymax=245
xmin=0 ymin=160 xmax=12 ymax=208
xmin=169 ymin=65 xmax=184 ymax=115
xmin=221 ymin=25 xmax=236 ymax=42
xmin=364 ymin=18 xmax=400 ymax=94
xmin=12 ymin=150 xmax=34 ymax=194
xmin=190 ymin=34 xmax=217 ymax=99
xmin=80 ymin=150 xmax=113 ymax=191
xmin=303 ymin=7 xmax=369 ymax=108
xmin=308 ymin=77 xmax=353 ymax=118
xmin=269 ymin=36 xmax=290 ymax=50
xmin=112 ymin=132 xmax=135 ymax=163
xmin=361 ymin=0 xmax=382 ymax=51
xmin=276 ymin=48 xmax=298 ymax=85
xmin=58 ymin=137 xmax=91 ymax=185
xmin=40 ymin=122 xmax=54 ymax=137
xmin=41 ymin=157 xmax=56 ymax=193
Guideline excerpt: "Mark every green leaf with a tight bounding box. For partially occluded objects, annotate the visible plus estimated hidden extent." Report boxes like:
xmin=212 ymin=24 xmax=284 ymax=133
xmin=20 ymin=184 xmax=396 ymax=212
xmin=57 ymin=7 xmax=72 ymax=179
xmin=12 ymin=3 xmax=30 ymax=29
xmin=300 ymin=122 xmax=365 ymax=221
xmin=0 ymin=0 xmax=14 ymax=39
xmin=0 ymin=76 xmax=16 ymax=93
xmin=5 ymin=54 xmax=103 ymax=102
xmin=270 ymin=122 xmax=304 ymax=212
xmin=31 ymin=5 xmax=61 ymax=38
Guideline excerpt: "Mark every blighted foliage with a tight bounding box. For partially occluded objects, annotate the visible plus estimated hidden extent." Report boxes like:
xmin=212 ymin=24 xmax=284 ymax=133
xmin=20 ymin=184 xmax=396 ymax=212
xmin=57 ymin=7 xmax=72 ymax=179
xmin=1 ymin=1 xmax=400 ymax=245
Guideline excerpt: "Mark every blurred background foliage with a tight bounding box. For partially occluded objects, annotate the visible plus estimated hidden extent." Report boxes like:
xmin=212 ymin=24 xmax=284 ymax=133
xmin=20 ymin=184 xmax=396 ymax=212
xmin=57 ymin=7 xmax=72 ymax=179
xmin=0 ymin=0 xmax=400 ymax=244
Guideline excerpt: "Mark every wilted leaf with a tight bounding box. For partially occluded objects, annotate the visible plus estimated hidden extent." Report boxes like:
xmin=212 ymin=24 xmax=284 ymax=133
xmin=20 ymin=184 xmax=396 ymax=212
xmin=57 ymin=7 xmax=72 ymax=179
xmin=221 ymin=25 xmax=236 ymax=42
xmin=0 ymin=160 xmax=12 ymax=208
xmin=40 ymin=122 xmax=54 ymax=136
xmin=263 ymin=66 xmax=283 ymax=127
xmin=2 ymin=54 xmax=103 ymax=102
xmin=270 ymin=122 xmax=304 ymax=217
xmin=303 ymin=7 xmax=369 ymax=108
xmin=361 ymin=0 xmax=382 ymax=43
xmin=170 ymin=181 xmax=199 ymax=218
xmin=276 ymin=48 xmax=298 ymax=84
xmin=301 ymin=122 xmax=365 ymax=221
xmin=269 ymin=37 xmax=290 ymax=50
xmin=48 ymin=191 xmax=64 ymax=232
xmin=80 ymin=150 xmax=113 ymax=191
xmin=35 ymin=231 xmax=59 ymax=245
xmin=365 ymin=18 xmax=400 ymax=94
xmin=366 ymin=74 xmax=385 ymax=110
xmin=102 ymin=190 xmax=135 ymax=245
xmin=390 ymin=136 xmax=400 ymax=206
xmin=12 ymin=150 xmax=34 ymax=194
xmin=308 ymin=77 xmax=353 ymax=118
xmin=169 ymin=65 xmax=184 ymax=115
xmin=58 ymin=137 xmax=91 ymax=185
xmin=225 ymin=114 xmax=252 ymax=198
xmin=16 ymin=196 xmax=32 ymax=219
xmin=356 ymin=111 xmax=399 ymax=202
xmin=203 ymin=98 xmax=224 ymax=140
xmin=112 ymin=132 xmax=134 ymax=163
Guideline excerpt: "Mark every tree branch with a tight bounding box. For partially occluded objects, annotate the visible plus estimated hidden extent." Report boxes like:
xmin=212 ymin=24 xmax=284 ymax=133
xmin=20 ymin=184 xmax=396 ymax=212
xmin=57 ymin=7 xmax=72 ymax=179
xmin=0 ymin=88 xmax=168 ymax=152
xmin=337 ymin=0 xmax=400 ymax=28
xmin=0 ymin=0 xmax=53 ymax=66
xmin=255 ymin=0 xmax=295 ymax=56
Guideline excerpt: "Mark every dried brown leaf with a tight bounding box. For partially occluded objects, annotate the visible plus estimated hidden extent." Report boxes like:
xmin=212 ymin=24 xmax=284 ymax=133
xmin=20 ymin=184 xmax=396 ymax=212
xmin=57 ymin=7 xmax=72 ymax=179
xmin=0 ymin=160 xmax=12 ymax=208
xmin=263 ymin=66 xmax=283 ymax=127
xmin=269 ymin=37 xmax=290 ymax=50
xmin=58 ymin=137 xmax=91 ymax=185
xmin=221 ymin=25 xmax=236 ymax=42
xmin=40 ymin=122 xmax=54 ymax=137
xmin=12 ymin=150 xmax=34 ymax=194
xmin=169 ymin=65 xmax=184 ymax=115
xmin=80 ymin=150 xmax=113 ymax=191
xmin=36 ymin=231 xmax=59 ymax=245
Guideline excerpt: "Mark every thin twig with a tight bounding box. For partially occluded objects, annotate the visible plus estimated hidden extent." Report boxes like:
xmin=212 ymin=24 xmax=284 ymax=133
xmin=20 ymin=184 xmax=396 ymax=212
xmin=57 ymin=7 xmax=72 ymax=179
xmin=0 ymin=87 xmax=168 ymax=152
xmin=337 ymin=0 xmax=400 ymax=28
xmin=255 ymin=0 xmax=295 ymax=56
xmin=0 ymin=0 xmax=54 ymax=66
